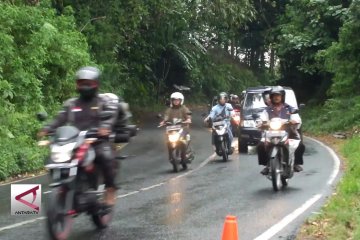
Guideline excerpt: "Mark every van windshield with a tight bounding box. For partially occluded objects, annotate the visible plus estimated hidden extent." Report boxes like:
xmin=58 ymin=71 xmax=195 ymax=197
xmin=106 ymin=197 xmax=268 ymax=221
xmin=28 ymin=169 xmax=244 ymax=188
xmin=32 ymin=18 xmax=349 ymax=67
xmin=243 ymin=89 xmax=299 ymax=110
xmin=243 ymin=92 xmax=267 ymax=109
xmin=284 ymin=89 xmax=298 ymax=109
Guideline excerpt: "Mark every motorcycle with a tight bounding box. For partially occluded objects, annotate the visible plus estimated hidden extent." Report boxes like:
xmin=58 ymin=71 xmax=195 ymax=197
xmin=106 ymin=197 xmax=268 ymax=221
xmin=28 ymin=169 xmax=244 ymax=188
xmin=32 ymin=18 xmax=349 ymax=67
xmin=257 ymin=115 xmax=301 ymax=191
xmin=212 ymin=116 xmax=232 ymax=162
xmin=37 ymin=111 xmax=130 ymax=240
xmin=158 ymin=115 xmax=194 ymax=172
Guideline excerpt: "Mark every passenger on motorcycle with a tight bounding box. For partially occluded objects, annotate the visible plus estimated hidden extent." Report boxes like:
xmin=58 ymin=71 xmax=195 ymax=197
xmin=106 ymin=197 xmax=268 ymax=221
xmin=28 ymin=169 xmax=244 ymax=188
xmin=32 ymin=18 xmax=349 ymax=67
xmin=257 ymin=86 xmax=305 ymax=175
xmin=204 ymin=92 xmax=235 ymax=154
xmin=37 ymin=66 xmax=120 ymax=208
xmin=160 ymin=92 xmax=193 ymax=159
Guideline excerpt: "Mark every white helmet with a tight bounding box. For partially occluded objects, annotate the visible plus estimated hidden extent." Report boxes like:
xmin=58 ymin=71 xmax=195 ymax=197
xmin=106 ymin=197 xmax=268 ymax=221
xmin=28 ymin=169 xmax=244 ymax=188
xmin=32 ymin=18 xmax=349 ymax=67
xmin=170 ymin=92 xmax=184 ymax=105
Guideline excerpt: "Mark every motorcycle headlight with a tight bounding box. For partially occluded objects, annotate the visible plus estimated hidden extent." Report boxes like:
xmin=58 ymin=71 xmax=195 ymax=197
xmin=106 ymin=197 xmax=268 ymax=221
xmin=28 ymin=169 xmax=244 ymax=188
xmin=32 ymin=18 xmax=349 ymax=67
xmin=270 ymin=120 xmax=282 ymax=130
xmin=51 ymin=143 xmax=76 ymax=163
xmin=216 ymin=127 xmax=226 ymax=135
xmin=243 ymin=120 xmax=256 ymax=128
xmin=168 ymin=133 xmax=180 ymax=143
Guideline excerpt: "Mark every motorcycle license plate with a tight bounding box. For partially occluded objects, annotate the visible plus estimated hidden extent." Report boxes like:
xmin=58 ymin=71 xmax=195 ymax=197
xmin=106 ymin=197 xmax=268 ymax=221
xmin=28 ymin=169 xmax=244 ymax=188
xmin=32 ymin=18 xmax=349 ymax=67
xmin=166 ymin=126 xmax=181 ymax=131
xmin=52 ymin=169 xmax=60 ymax=180
xmin=266 ymin=131 xmax=285 ymax=138
xmin=69 ymin=167 xmax=77 ymax=176
xmin=213 ymin=121 xmax=225 ymax=127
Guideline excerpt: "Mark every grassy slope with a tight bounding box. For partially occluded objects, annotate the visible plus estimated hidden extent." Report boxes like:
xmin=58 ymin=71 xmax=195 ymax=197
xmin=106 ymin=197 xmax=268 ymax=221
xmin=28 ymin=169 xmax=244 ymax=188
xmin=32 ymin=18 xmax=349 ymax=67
xmin=298 ymin=106 xmax=360 ymax=239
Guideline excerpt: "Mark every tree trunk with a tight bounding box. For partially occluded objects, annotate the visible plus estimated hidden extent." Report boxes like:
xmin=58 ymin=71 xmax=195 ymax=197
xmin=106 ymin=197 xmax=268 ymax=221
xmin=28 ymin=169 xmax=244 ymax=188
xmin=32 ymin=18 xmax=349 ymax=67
xmin=270 ymin=48 xmax=275 ymax=74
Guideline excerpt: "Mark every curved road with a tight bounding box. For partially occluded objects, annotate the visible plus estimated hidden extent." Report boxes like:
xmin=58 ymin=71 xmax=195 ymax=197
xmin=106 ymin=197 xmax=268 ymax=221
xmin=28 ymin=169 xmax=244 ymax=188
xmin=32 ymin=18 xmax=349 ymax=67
xmin=0 ymin=110 xmax=340 ymax=240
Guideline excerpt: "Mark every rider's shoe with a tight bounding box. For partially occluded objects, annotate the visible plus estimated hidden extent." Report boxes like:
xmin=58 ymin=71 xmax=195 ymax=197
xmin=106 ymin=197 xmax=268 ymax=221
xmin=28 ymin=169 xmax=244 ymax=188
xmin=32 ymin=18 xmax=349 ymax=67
xmin=229 ymin=147 xmax=235 ymax=155
xmin=294 ymin=165 xmax=303 ymax=172
xmin=260 ymin=166 xmax=270 ymax=175
xmin=105 ymin=187 xmax=116 ymax=206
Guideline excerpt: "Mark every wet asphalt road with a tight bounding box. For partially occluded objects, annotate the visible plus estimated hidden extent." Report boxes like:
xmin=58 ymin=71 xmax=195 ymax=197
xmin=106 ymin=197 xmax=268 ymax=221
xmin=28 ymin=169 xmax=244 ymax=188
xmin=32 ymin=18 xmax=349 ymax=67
xmin=0 ymin=111 xmax=340 ymax=240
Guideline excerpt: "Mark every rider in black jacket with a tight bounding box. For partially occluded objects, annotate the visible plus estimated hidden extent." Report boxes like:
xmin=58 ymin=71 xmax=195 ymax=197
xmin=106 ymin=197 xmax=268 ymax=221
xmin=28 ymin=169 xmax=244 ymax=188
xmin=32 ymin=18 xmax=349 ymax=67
xmin=38 ymin=66 xmax=120 ymax=207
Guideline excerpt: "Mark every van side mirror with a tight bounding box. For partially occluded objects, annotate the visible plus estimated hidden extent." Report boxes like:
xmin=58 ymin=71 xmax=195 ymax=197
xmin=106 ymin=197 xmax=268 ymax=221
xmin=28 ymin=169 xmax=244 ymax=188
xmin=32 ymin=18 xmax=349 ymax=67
xmin=290 ymin=109 xmax=299 ymax=114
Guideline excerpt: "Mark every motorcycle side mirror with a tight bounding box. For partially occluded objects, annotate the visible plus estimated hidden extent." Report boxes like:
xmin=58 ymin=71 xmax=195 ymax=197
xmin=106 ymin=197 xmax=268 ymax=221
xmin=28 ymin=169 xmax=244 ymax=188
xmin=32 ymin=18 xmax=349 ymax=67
xmin=99 ymin=111 xmax=114 ymax=121
xmin=157 ymin=113 xmax=163 ymax=119
xmin=207 ymin=103 xmax=211 ymax=107
xmin=252 ymin=113 xmax=260 ymax=119
xmin=165 ymin=98 xmax=170 ymax=106
xmin=299 ymin=103 xmax=306 ymax=109
xmin=213 ymin=96 xmax=218 ymax=101
xmin=36 ymin=112 xmax=48 ymax=121
xmin=290 ymin=109 xmax=299 ymax=114
xmin=187 ymin=111 xmax=192 ymax=116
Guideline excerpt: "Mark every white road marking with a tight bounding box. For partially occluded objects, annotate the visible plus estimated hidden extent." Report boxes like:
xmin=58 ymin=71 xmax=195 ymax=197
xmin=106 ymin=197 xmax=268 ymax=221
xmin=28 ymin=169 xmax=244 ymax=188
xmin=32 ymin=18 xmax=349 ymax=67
xmin=116 ymin=190 xmax=140 ymax=199
xmin=253 ymin=136 xmax=341 ymax=240
xmin=140 ymin=182 xmax=165 ymax=191
xmin=254 ymin=194 xmax=322 ymax=240
xmin=0 ymin=217 xmax=46 ymax=232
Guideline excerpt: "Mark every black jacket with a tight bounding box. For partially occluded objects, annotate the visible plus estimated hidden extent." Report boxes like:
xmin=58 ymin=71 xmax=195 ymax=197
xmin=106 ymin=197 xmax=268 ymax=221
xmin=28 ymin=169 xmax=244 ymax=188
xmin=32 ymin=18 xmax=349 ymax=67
xmin=44 ymin=95 xmax=118 ymax=132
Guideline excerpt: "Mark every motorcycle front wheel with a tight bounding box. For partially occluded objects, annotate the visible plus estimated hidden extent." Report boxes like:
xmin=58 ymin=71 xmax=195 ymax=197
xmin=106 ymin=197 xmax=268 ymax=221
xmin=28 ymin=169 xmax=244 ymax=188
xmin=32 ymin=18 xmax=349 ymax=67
xmin=270 ymin=156 xmax=282 ymax=191
xmin=221 ymin=140 xmax=229 ymax=162
xmin=171 ymin=148 xmax=180 ymax=172
xmin=46 ymin=186 xmax=73 ymax=240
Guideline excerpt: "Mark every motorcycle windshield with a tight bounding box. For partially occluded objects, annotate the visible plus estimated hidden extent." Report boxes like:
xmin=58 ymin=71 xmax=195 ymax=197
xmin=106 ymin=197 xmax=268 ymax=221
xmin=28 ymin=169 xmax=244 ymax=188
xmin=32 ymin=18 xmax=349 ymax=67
xmin=54 ymin=126 xmax=80 ymax=145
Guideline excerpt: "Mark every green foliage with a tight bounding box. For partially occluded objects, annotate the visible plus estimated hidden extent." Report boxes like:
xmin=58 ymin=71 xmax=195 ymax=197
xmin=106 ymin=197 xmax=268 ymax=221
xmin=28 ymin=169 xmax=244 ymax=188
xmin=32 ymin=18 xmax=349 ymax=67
xmin=0 ymin=0 xmax=91 ymax=180
xmin=300 ymin=136 xmax=360 ymax=239
xmin=302 ymin=96 xmax=360 ymax=133
xmin=323 ymin=1 xmax=360 ymax=97
xmin=275 ymin=0 xmax=349 ymax=101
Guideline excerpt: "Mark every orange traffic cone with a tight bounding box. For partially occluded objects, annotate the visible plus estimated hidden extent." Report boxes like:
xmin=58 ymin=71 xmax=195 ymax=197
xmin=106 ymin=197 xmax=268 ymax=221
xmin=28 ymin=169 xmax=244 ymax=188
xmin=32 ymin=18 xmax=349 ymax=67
xmin=221 ymin=215 xmax=239 ymax=240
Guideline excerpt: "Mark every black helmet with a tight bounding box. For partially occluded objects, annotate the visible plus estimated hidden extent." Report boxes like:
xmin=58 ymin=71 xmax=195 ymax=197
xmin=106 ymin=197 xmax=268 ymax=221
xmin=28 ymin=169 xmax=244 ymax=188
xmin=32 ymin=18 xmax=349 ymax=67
xmin=270 ymin=86 xmax=285 ymax=103
xmin=75 ymin=66 xmax=101 ymax=100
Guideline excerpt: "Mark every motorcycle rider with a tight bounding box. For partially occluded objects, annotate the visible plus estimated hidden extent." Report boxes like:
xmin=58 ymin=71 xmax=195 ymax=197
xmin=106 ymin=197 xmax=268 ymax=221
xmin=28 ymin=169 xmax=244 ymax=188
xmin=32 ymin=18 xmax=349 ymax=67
xmin=204 ymin=92 xmax=234 ymax=154
xmin=37 ymin=66 xmax=120 ymax=208
xmin=257 ymin=86 xmax=305 ymax=175
xmin=160 ymin=92 xmax=193 ymax=160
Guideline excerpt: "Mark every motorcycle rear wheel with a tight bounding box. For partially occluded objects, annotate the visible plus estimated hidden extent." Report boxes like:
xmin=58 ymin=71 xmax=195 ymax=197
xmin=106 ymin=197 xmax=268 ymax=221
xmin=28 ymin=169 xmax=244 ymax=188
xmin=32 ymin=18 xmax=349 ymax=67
xmin=91 ymin=171 xmax=114 ymax=229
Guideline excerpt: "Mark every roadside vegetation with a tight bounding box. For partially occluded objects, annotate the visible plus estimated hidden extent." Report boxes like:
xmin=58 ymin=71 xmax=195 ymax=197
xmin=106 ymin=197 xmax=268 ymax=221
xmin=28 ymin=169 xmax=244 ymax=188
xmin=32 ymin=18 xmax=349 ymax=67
xmin=2 ymin=1 xmax=360 ymax=237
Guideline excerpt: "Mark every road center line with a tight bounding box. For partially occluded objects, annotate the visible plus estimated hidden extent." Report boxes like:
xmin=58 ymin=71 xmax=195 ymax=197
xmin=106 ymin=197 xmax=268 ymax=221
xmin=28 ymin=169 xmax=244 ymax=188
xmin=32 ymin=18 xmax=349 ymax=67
xmin=253 ymin=136 xmax=341 ymax=240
